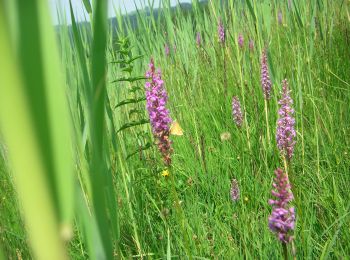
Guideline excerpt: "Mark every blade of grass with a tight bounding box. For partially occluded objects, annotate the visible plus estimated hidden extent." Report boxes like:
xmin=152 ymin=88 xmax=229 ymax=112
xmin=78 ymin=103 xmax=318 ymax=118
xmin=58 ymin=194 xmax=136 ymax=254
xmin=37 ymin=0 xmax=74 ymax=231
xmin=89 ymin=0 xmax=114 ymax=258
xmin=0 ymin=3 xmax=67 ymax=259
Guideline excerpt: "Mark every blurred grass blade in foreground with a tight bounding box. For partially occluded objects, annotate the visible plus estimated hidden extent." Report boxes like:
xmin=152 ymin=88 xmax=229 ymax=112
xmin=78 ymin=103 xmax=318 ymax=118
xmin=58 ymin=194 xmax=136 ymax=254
xmin=0 ymin=1 xmax=70 ymax=259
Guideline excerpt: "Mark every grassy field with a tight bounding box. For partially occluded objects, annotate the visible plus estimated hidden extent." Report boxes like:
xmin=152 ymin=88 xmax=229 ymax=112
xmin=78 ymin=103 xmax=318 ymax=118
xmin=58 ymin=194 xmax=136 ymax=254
xmin=0 ymin=0 xmax=350 ymax=259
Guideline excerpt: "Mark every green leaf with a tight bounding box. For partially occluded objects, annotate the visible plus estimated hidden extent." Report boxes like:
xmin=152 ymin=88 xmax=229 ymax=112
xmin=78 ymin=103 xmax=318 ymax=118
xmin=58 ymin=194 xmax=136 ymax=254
xmin=126 ymin=142 xmax=152 ymax=160
xmin=129 ymin=109 xmax=143 ymax=117
xmin=117 ymin=119 xmax=150 ymax=133
xmin=122 ymin=65 xmax=134 ymax=73
xmin=262 ymin=1 xmax=271 ymax=36
xmin=245 ymin=0 xmax=256 ymax=23
xmin=0 ymin=2 xmax=67 ymax=259
xmin=90 ymin=0 xmax=114 ymax=258
xmin=110 ymin=55 xmax=143 ymax=65
xmin=0 ymin=245 xmax=4 ymax=260
xmin=111 ymin=76 xmax=148 ymax=83
xmin=76 ymin=186 xmax=106 ymax=260
xmin=114 ymin=98 xmax=146 ymax=108
xmin=292 ymin=0 xmax=304 ymax=28
xmin=81 ymin=0 xmax=92 ymax=14
xmin=38 ymin=0 xmax=74 ymax=227
xmin=167 ymin=229 xmax=171 ymax=260
xmin=129 ymin=85 xmax=143 ymax=93
xmin=69 ymin=0 xmax=92 ymax=104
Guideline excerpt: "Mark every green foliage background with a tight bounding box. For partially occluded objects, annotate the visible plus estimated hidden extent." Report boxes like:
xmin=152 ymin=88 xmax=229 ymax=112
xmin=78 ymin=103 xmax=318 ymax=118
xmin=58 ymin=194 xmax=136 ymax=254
xmin=0 ymin=0 xmax=349 ymax=259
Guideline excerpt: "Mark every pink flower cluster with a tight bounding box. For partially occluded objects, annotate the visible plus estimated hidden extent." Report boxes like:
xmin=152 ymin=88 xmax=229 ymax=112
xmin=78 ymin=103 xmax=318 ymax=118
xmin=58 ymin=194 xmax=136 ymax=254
xmin=268 ymin=168 xmax=295 ymax=243
xmin=276 ymin=79 xmax=296 ymax=160
xmin=249 ymin=39 xmax=254 ymax=51
xmin=230 ymin=179 xmax=240 ymax=202
xmin=260 ymin=49 xmax=272 ymax=100
xmin=238 ymin=33 xmax=244 ymax=48
xmin=232 ymin=96 xmax=243 ymax=127
xmin=196 ymin=32 xmax=201 ymax=47
xmin=145 ymin=59 xmax=173 ymax=166
xmin=218 ymin=19 xmax=225 ymax=44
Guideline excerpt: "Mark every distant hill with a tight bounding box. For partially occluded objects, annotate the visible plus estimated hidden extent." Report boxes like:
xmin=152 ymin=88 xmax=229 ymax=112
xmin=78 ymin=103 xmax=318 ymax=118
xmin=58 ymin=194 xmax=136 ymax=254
xmin=109 ymin=1 xmax=209 ymax=34
xmin=60 ymin=1 xmax=209 ymax=36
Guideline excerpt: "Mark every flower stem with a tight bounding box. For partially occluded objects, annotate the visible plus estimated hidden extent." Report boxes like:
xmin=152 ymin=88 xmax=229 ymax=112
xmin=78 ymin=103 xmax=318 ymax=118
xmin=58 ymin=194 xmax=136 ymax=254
xmin=223 ymin=46 xmax=227 ymax=97
xmin=283 ymin=156 xmax=288 ymax=176
xmin=264 ymin=99 xmax=271 ymax=145
xmin=282 ymin=243 xmax=288 ymax=260
xmin=168 ymin=168 xmax=192 ymax=259
xmin=291 ymin=241 xmax=297 ymax=260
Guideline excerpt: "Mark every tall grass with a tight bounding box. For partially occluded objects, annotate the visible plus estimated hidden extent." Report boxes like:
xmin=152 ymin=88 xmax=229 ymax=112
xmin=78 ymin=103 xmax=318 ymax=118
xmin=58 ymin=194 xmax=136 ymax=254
xmin=0 ymin=0 xmax=350 ymax=259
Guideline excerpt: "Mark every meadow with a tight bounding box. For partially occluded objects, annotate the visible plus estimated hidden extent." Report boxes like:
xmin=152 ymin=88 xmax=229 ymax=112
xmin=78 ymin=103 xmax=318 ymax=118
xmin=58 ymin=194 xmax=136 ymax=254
xmin=0 ymin=0 xmax=350 ymax=259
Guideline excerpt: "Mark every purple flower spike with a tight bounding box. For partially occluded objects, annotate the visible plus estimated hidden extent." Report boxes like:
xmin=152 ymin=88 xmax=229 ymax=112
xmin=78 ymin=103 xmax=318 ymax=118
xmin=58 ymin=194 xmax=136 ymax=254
xmin=164 ymin=44 xmax=170 ymax=56
xmin=268 ymin=168 xmax=295 ymax=244
xmin=278 ymin=11 xmax=283 ymax=24
xmin=260 ymin=49 xmax=272 ymax=100
xmin=145 ymin=58 xmax=173 ymax=166
xmin=218 ymin=19 xmax=225 ymax=44
xmin=276 ymin=79 xmax=296 ymax=160
xmin=249 ymin=39 xmax=254 ymax=51
xmin=238 ymin=33 xmax=244 ymax=48
xmin=230 ymin=179 xmax=240 ymax=202
xmin=196 ymin=32 xmax=201 ymax=47
xmin=232 ymin=96 xmax=243 ymax=127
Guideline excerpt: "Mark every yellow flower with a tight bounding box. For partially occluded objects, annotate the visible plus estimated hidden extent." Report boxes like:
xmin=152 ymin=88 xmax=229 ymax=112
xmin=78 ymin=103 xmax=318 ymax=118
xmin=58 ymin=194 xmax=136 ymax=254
xmin=162 ymin=169 xmax=170 ymax=177
xmin=244 ymin=196 xmax=249 ymax=202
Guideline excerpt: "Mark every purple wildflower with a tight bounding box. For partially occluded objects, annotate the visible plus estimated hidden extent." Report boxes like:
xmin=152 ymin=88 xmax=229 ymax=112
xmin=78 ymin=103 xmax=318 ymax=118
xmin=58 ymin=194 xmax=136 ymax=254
xmin=145 ymin=58 xmax=173 ymax=166
xmin=196 ymin=32 xmax=201 ymax=47
xmin=218 ymin=19 xmax=225 ymax=44
xmin=249 ymin=39 xmax=254 ymax=51
xmin=268 ymin=168 xmax=295 ymax=244
xmin=238 ymin=33 xmax=244 ymax=48
xmin=230 ymin=179 xmax=240 ymax=202
xmin=278 ymin=11 xmax=283 ymax=24
xmin=260 ymin=49 xmax=272 ymax=100
xmin=276 ymin=79 xmax=296 ymax=160
xmin=232 ymin=96 xmax=243 ymax=127
xmin=164 ymin=44 xmax=170 ymax=56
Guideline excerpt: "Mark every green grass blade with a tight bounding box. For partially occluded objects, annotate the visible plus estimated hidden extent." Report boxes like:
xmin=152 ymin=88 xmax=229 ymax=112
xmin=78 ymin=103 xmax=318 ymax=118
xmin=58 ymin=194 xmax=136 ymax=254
xmin=90 ymin=0 xmax=114 ymax=258
xmin=37 ymin=0 xmax=74 ymax=230
xmin=82 ymin=0 xmax=92 ymax=14
xmin=0 ymin=3 xmax=67 ymax=259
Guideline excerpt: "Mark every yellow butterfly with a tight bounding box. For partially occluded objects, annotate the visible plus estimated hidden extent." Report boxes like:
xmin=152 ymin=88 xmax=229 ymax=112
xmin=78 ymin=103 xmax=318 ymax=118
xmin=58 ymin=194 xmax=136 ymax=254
xmin=170 ymin=120 xmax=184 ymax=136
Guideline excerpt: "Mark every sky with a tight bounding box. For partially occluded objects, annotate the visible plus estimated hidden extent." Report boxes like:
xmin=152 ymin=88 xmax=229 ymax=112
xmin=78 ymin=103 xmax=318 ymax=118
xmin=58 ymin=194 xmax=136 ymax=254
xmin=50 ymin=0 xmax=191 ymax=24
